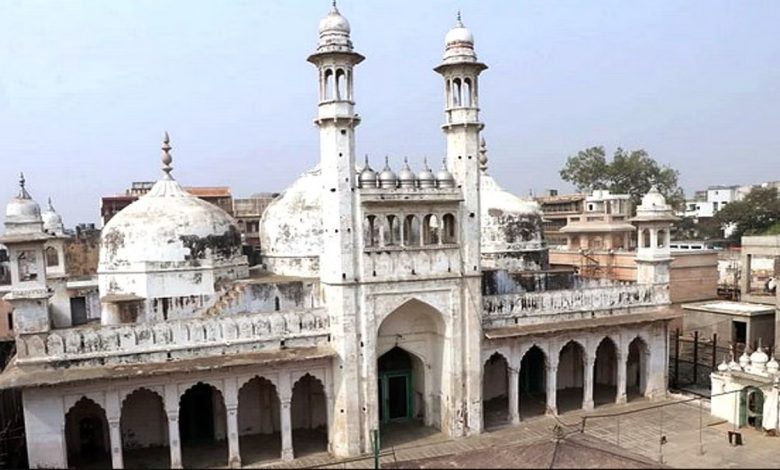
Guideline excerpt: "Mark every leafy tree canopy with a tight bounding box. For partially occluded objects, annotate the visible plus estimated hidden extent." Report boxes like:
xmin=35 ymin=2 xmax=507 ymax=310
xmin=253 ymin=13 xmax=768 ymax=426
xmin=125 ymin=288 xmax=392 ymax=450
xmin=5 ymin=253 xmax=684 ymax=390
xmin=560 ymin=146 xmax=684 ymax=211
xmin=715 ymin=186 xmax=780 ymax=242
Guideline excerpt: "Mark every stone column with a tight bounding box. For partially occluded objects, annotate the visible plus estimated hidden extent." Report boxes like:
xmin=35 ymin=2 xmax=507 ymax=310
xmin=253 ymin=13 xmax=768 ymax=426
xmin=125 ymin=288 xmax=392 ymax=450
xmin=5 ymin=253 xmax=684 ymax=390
xmin=226 ymin=405 xmax=241 ymax=468
xmin=583 ymin=356 xmax=595 ymax=411
xmin=508 ymin=367 xmax=520 ymax=424
xmin=546 ymin=362 xmax=558 ymax=416
xmin=279 ymin=372 xmax=294 ymax=461
xmin=280 ymin=398 xmax=294 ymax=461
xmin=616 ymin=352 xmax=627 ymax=404
xmin=223 ymin=377 xmax=241 ymax=468
xmin=108 ymin=418 xmax=124 ymax=469
xmin=167 ymin=412 xmax=182 ymax=469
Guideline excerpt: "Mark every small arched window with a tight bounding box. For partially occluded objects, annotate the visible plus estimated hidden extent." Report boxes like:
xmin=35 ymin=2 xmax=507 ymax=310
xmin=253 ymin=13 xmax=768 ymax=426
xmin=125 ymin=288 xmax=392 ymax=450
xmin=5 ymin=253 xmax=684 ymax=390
xmin=642 ymin=229 xmax=651 ymax=248
xmin=657 ymin=229 xmax=666 ymax=248
xmin=323 ymin=69 xmax=334 ymax=101
xmin=45 ymin=246 xmax=59 ymax=267
xmin=463 ymin=78 xmax=473 ymax=107
xmin=274 ymin=296 xmax=280 ymax=312
xmin=423 ymin=214 xmax=440 ymax=245
xmin=384 ymin=215 xmax=401 ymax=246
xmin=403 ymin=215 xmax=421 ymax=246
xmin=365 ymin=215 xmax=378 ymax=247
xmin=452 ymin=78 xmax=462 ymax=107
xmin=442 ymin=213 xmax=457 ymax=243
xmin=335 ymin=69 xmax=346 ymax=100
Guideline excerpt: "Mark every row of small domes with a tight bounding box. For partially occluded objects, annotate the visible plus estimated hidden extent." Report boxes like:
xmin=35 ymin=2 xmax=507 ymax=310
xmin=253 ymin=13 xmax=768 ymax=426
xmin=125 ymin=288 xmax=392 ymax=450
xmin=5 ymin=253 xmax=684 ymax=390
xmin=717 ymin=347 xmax=778 ymax=374
xmin=358 ymin=157 xmax=455 ymax=189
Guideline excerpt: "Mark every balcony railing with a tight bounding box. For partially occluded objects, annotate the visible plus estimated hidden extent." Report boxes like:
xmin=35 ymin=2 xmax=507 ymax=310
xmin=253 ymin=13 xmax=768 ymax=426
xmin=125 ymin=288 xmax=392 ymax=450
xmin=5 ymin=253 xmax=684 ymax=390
xmin=482 ymin=282 xmax=669 ymax=326
xmin=16 ymin=308 xmax=329 ymax=365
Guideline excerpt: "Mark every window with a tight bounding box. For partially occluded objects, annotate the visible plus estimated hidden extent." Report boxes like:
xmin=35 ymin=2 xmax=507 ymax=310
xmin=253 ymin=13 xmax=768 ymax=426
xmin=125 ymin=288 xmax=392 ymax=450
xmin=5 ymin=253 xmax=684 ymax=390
xmin=422 ymin=214 xmax=440 ymax=245
xmin=403 ymin=215 xmax=421 ymax=246
xmin=17 ymin=251 xmax=38 ymax=281
xmin=642 ymin=229 xmax=651 ymax=248
xmin=442 ymin=214 xmax=457 ymax=243
xmin=45 ymin=246 xmax=59 ymax=267
xmin=7 ymin=312 xmax=12 ymax=331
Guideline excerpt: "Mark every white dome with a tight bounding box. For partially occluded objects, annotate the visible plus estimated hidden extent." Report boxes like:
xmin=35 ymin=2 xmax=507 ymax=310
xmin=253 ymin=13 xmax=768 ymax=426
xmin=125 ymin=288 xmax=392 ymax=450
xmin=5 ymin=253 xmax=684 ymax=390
xmin=717 ymin=360 xmax=729 ymax=372
xmin=768 ymin=357 xmax=779 ymax=373
xmin=99 ymin=178 xmax=243 ymax=271
xmin=4 ymin=174 xmax=44 ymax=235
xmin=260 ymin=166 xmax=323 ymax=277
xmin=445 ymin=25 xmax=473 ymax=45
xmin=739 ymin=351 xmax=750 ymax=369
xmin=480 ymin=173 xmax=545 ymax=254
xmin=319 ymin=9 xmax=350 ymax=34
xmin=751 ymin=347 xmax=769 ymax=370
xmin=42 ymin=198 xmax=65 ymax=235
xmin=639 ymin=186 xmax=667 ymax=209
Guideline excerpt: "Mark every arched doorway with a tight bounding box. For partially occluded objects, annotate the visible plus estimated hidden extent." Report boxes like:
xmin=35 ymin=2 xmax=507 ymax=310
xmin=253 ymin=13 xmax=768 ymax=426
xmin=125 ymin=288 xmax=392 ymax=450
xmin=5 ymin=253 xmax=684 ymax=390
xmin=593 ymin=337 xmax=617 ymax=407
xmin=238 ymin=377 xmax=281 ymax=465
xmin=557 ymin=341 xmax=585 ymax=413
xmin=519 ymin=346 xmax=547 ymax=419
xmin=291 ymin=374 xmax=328 ymax=458
xmin=65 ymin=397 xmax=110 ymax=469
xmin=179 ymin=383 xmax=227 ymax=468
xmin=121 ymin=388 xmax=169 ymax=468
xmin=376 ymin=299 xmax=445 ymax=439
xmin=482 ymin=352 xmax=509 ymax=428
xmin=740 ymin=386 xmax=764 ymax=430
xmin=626 ymin=337 xmax=648 ymax=401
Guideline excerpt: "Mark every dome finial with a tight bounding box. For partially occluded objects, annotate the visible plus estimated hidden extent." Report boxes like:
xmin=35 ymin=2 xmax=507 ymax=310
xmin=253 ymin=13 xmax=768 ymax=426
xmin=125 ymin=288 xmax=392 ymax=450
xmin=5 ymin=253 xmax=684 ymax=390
xmin=423 ymin=156 xmax=430 ymax=170
xmin=384 ymin=155 xmax=390 ymax=169
xmin=332 ymin=0 xmax=338 ymax=11
xmin=364 ymin=154 xmax=370 ymax=168
xmin=457 ymin=10 xmax=463 ymax=26
xmin=47 ymin=197 xmax=54 ymax=210
xmin=161 ymin=131 xmax=173 ymax=178
xmin=17 ymin=172 xmax=31 ymax=200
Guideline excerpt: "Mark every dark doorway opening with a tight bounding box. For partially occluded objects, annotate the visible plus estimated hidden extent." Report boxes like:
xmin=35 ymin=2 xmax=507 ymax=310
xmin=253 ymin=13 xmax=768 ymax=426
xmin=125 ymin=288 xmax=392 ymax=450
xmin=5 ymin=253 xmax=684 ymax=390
xmin=378 ymin=347 xmax=414 ymax=423
xmin=70 ymin=297 xmax=88 ymax=326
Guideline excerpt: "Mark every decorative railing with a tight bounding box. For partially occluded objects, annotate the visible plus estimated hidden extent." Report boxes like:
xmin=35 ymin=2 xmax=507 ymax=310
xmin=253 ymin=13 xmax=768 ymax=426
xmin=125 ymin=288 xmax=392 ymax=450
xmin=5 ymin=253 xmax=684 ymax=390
xmin=16 ymin=308 xmax=329 ymax=364
xmin=482 ymin=282 xmax=669 ymax=325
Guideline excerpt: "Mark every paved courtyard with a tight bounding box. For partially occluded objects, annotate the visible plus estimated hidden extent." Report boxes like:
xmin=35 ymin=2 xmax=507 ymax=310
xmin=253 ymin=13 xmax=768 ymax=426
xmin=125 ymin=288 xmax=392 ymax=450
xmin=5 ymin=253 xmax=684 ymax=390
xmin=253 ymin=394 xmax=780 ymax=469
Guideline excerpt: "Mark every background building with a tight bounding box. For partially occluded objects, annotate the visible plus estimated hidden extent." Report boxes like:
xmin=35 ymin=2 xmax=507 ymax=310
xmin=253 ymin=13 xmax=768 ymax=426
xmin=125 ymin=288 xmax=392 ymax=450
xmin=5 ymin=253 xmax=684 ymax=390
xmin=534 ymin=191 xmax=585 ymax=248
xmin=233 ymin=193 xmax=279 ymax=248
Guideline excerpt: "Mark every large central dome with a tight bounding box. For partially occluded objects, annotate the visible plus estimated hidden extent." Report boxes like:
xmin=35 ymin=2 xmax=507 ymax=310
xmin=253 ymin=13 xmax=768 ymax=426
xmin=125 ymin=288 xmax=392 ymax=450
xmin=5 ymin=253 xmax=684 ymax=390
xmin=98 ymin=135 xmax=247 ymax=300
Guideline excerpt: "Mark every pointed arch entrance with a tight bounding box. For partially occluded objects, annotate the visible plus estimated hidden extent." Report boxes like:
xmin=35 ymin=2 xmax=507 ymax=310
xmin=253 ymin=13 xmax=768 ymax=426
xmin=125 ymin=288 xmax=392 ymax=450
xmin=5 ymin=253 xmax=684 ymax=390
xmin=627 ymin=337 xmax=649 ymax=401
xmin=593 ymin=337 xmax=618 ymax=407
xmin=482 ymin=352 xmax=509 ymax=427
xmin=65 ymin=397 xmax=111 ymax=469
xmin=376 ymin=298 xmax=446 ymax=438
xmin=179 ymin=383 xmax=227 ymax=468
xmin=519 ymin=346 xmax=547 ymax=419
xmin=121 ymin=388 xmax=169 ymax=468
xmin=557 ymin=341 xmax=585 ymax=413
xmin=238 ymin=376 xmax=281 ymax=465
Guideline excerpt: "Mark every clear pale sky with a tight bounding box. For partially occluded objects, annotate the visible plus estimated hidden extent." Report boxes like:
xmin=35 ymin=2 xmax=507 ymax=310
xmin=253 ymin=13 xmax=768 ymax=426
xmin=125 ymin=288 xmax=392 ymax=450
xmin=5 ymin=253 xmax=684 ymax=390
xmin=1 ymin=0 xmax=778 ymax=225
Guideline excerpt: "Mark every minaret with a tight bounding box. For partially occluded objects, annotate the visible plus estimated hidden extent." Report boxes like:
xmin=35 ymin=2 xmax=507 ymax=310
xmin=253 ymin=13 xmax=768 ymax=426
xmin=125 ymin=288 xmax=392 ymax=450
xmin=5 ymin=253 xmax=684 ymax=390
xmin=631 ymin=186 xmax=678 ymax=286
xmin=434 ymin=12 xmax=486 ymax=275
xmin=307 ymin=2 xmax=363 ymax=458
xmin=1 ymin=174 xmax=52 ymax=334
xmin=434 ymin=13 xmax=487 ymax=436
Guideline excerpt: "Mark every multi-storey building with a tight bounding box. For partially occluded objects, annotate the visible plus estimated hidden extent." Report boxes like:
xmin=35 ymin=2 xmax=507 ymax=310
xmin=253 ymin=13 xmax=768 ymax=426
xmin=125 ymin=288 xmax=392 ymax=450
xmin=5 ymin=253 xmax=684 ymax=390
xmin=0 ymin=6 xmax=678 ymax=469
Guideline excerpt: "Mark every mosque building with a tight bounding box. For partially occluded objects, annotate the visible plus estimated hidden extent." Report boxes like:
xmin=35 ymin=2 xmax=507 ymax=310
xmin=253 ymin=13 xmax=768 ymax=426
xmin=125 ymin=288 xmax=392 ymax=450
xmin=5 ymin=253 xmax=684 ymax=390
xmin=0 ymin=4 xmax=678 ymax=468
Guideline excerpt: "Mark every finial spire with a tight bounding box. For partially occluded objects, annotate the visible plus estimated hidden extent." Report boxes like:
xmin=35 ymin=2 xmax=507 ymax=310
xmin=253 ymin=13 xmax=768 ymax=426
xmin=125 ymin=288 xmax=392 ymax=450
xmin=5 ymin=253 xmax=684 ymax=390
xmin=331 ymin=0 xmax=339 ymax=13
xmin=47 ymin=197 xmax=54 ymax=210
xmin=161 ymin=131 xmax=173 ymax=178
xmin=384 ymin=155 xmax=390 ymax=169
xmin=363 ymin=154 xmax=370 ymax=168
xmin=457 ymin=10 xmax=463 ymax=26
xmin=423 ymin=156 xmax=430 ymax=170
xmin=17 ymin=172 xmax=31 ymax=199
xmin=479 ymin=137 xmax=488 ymax=172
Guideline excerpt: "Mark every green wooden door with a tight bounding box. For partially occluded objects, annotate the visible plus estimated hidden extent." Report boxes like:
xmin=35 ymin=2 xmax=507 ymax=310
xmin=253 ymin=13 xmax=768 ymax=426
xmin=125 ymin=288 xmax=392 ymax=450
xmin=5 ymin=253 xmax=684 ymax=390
xmin=379 ymin=370 xmax=413 ymax=423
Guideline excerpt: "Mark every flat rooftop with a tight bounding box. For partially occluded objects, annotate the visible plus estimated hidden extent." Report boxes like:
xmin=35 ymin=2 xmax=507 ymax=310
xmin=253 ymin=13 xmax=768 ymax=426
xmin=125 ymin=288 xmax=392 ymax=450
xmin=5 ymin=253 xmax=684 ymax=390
xmin=682 ymin=300 xmax=775 ymax=317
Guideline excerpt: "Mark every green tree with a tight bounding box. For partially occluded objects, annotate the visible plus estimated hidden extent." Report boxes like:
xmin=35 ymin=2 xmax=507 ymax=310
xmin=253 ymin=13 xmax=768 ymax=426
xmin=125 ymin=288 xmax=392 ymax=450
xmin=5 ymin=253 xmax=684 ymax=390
xmin=560 ymin=146 xmax=684 ymax=211
xmin=715 ymin=186 xmax=780 ymax=242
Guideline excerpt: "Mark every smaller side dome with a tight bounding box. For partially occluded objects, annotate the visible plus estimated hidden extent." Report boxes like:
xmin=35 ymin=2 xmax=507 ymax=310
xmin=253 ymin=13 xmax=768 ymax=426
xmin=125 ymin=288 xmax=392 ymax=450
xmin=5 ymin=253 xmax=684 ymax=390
xmin=378 ymin=156 xmax=397 ymax=189
xmin=359 ymin=155 xmax=378 ymax=188
xmin=768 ymin=356 xmax=779 ymax=373
xmin=4 ymin=173 xmax=43 ymax=235
xmin=398 ymin=158 xmax=416 ymax=188
xmin=42 ymin=198 xmax=65 ymax=235
xmin=739 ymin=351 xmax=750 ymax=369
xmin=417 ymin=158 xmax=436 ymax=189
xmin=751 ymin=346 xmax=769 ymax=372
xmin=436 ymin=158 xmax=455 ymax=188
xmin=717 ymin=359 xmax=729 ymax=372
